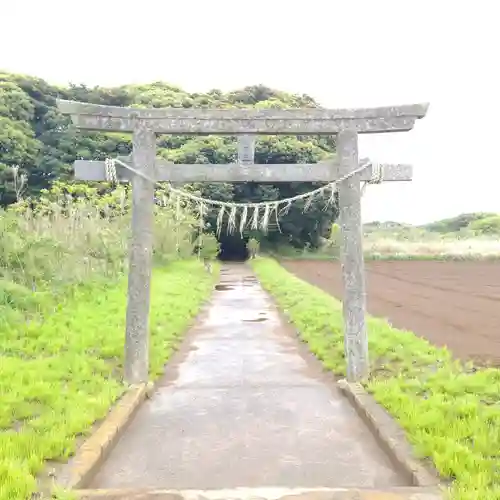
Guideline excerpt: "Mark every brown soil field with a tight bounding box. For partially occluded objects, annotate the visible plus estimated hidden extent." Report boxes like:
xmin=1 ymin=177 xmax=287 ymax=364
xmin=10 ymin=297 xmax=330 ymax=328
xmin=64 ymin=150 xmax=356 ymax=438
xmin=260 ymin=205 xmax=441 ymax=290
xmin=281 ymin=260 xmax=500 ymax=365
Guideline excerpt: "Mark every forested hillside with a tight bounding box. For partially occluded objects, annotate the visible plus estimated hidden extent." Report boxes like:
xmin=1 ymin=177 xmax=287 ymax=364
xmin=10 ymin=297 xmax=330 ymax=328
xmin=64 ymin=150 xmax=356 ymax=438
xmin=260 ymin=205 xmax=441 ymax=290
xmin=0 ymin=73 xmax=339 ymax=249
xmin=362 ymin=213 xmax=500 ymax=241
xmin=422 ymin=213 xmax=500 ymax=235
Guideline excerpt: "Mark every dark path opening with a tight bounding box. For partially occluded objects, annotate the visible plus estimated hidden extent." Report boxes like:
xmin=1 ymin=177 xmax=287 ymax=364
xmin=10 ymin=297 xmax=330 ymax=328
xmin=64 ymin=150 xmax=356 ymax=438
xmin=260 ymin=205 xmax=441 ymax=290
xmin=218 ymin=234 xmax=249 ymax=261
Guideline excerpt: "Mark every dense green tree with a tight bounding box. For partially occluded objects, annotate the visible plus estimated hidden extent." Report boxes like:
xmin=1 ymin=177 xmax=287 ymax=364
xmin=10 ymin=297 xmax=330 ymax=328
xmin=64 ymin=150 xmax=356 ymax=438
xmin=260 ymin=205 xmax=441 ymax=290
xmin=468 ymin=215 xmax=500 ymax=235
xmin=0 ymin=75 xmax=338 ymax=248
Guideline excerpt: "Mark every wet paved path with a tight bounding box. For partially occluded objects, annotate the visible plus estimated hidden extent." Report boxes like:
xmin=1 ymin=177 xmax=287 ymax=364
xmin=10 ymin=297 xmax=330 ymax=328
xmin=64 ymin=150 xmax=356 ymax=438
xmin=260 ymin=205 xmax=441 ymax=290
xmin=90 ymin=264 xmax=404 ymax=489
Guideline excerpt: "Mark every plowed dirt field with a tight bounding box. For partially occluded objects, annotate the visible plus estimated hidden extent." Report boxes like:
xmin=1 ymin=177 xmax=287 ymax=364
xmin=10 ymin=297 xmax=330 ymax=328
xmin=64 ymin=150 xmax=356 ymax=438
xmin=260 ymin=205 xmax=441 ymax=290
xmin=281 ymin=260 xmax=500 ymax=365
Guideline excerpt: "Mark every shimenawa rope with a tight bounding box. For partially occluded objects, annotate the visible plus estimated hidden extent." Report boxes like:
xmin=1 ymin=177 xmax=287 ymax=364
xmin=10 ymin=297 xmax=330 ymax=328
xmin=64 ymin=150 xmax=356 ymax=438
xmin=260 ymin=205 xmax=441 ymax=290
xmin=104 ymin=157 xmax=383 ymax=235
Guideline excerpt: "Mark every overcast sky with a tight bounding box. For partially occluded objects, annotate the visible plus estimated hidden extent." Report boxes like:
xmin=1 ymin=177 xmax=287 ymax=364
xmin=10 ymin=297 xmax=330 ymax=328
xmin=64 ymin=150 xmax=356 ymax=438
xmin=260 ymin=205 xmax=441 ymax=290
xmin=2 ymin=0 xmax=499 ymax=223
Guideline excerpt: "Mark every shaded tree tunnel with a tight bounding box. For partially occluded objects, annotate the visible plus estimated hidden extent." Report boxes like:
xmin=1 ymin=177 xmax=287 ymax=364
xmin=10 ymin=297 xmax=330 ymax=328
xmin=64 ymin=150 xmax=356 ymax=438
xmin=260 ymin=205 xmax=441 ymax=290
xmin=218 ymin=233 xmax=249 ymax=261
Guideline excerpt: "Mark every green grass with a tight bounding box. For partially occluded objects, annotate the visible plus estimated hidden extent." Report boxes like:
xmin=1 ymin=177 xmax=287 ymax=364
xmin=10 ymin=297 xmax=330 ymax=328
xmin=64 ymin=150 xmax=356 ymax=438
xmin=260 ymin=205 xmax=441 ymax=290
xmin=0 ymin=260 xmax=216 ymax=500
xmin=250 ymin=258 xmax=500 ymax=500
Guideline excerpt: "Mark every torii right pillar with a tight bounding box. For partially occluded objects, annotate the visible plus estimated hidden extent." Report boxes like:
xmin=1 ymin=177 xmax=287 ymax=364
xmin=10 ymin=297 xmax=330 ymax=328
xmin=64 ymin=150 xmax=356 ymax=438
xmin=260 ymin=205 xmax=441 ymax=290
xmin=337 ymin=129 xmax=369 ymax=381
xmin=336 ymin=116 xmax=427 ymax=381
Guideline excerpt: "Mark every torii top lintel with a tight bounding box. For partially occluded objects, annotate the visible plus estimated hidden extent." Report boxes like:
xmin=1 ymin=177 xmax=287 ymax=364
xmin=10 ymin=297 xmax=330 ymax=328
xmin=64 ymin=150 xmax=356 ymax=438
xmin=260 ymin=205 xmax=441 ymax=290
xmin=56 ymin=100 xmax=429 ymax=135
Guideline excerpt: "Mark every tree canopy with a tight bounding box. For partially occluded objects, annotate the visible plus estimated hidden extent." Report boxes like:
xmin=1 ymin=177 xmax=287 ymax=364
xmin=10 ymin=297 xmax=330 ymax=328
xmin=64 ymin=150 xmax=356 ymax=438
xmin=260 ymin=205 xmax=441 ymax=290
xmin=0 ymin=73 xmax=339 ymax=248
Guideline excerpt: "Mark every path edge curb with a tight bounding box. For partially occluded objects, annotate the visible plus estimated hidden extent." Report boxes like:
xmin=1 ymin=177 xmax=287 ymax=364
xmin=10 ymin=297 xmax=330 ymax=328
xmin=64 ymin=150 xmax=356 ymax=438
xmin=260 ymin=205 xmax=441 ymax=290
xmin=73 ymin=486 xmax=444 ymax=500
xmin=338 ymin=379 xmax=441 ymax=488
xmin=58 ymin=383 xmax=148 ymax=491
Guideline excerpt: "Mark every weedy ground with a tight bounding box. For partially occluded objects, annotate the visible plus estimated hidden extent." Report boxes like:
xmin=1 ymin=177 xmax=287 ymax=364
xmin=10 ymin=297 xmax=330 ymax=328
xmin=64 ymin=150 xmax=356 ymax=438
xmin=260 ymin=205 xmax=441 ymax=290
xmin=0 ymin=183 xmax=218 ymax=500
xmin=251 ymin=258 xmax=500 ymax=500
xmin=0 ymin=263 xmax=215 ymax=500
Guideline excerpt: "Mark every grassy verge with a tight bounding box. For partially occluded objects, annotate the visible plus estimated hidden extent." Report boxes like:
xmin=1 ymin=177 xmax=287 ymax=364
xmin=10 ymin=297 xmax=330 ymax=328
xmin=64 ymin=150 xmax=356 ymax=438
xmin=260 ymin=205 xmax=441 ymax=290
xmin=250 ymin=258 xmax=500 ymax=500
xmin=0 ymin=260 xmax=216 ymax=500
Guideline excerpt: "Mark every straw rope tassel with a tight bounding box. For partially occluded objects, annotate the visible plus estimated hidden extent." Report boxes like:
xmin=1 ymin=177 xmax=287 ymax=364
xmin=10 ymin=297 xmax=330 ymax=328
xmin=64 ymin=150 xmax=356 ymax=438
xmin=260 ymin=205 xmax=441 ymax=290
xmin=303 ymin=193 xmax=314 ymax=212
xmin=239 ymin=205 xmax=248 ymax=236
xmin=108 ymin=157 xmax=379 ymax=236
xmin=251 ymin=206 xmax=260 ymax=230
xmin=216 ymin=205 xmax=225 ymax=237
xmin=227 ymin=205 xmax=238 ymax=234
xmin=324 ymin=184 xmax=338 ymax=210
xmin=260 ymin=204 xmax=271 ymax=233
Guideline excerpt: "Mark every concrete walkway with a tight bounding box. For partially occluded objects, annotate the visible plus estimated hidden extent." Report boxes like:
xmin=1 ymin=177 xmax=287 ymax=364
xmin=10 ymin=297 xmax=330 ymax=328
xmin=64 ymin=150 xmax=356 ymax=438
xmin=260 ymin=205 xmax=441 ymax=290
xmin=90 ymin=265 xmax=404 ymax=490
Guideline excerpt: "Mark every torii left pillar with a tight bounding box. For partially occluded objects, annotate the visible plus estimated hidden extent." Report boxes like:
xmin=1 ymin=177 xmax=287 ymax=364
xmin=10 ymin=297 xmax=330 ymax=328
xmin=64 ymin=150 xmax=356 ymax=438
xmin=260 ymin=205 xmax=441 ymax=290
xmin=125 ymin=120 xmax=156 ymax=384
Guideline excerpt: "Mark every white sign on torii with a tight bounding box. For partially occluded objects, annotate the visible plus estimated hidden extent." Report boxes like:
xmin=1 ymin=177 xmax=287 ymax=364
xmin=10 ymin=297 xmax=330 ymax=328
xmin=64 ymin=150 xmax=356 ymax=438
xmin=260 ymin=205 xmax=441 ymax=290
xmin=57 ymin=100 xmax=428 ymax=384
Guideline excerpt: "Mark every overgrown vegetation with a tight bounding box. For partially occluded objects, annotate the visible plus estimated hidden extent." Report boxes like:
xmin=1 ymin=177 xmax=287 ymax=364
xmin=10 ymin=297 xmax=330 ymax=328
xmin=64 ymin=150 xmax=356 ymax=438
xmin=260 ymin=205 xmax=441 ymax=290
xmin=0 ymin=181 xmax=217 ymax=500
xmin=0 ymin=73 xmax=339 ymax=250
xmin=252 ymin=258 xmax=500 ymax=500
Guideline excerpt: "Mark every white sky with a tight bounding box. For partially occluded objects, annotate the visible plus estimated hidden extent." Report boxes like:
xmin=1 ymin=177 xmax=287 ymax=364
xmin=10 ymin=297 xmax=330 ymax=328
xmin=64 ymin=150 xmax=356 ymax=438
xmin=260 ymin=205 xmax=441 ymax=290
xmin=2 ymin=0 xmax=499 ymax=224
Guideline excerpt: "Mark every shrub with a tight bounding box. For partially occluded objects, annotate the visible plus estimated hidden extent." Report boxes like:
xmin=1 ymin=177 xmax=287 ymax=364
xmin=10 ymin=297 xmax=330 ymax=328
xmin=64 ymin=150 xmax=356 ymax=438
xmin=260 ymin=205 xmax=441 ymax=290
xmin=246 ymin=238 xmax=260 ymax=258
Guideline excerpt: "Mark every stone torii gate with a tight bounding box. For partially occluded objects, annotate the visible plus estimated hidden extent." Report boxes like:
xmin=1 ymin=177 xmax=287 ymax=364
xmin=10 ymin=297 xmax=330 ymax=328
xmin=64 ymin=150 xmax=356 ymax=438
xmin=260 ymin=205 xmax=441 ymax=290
xmin=57 ymin=100 xmax=428 ymax=384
